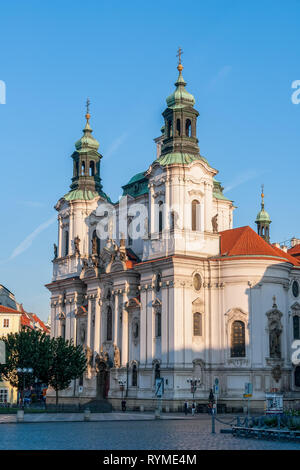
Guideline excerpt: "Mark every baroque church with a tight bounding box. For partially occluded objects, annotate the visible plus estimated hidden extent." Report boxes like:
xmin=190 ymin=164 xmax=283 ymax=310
xmin=46 ymin=57 xmax=300 ymax=411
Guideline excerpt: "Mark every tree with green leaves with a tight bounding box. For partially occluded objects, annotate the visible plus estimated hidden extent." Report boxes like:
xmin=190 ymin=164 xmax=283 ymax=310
xmin=0 ymin=329 xmax=52 ymax=402
xmin=47 ymin=336 xmax=87 ymax=406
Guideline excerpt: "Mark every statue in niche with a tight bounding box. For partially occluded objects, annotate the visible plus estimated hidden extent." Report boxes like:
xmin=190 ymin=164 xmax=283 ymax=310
xmin=211 ymin=214 xmax=218 ymax=233
xmin=269 ymin=324 xmax=281 ymax=359
xmin=74 ymin=236 xmax=81 ymax=255
xmin=53 ymin=243 xmax=58 ymax=259
xmin=92 ymin=234 xmax=98 ymax=255
xmin=113 ymin=344 xmax=121 ymax=368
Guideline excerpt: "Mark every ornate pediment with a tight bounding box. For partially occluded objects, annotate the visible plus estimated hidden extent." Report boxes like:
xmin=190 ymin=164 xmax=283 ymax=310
xmin=126 ymin=297 xmax=141 ymax=310
xmin=152 ymin=298 xmax=162 ymax=312
xmin=291 ymin=301 xmax=300 ymax=312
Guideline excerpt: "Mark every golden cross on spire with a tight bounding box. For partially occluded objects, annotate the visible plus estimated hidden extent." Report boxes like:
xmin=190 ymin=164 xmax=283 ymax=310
xmin=85 ymin=98 xmax=91 ymax=122
xmin=177 ymin=46 xmax=183 ymax=65
xmin=261 ymin=184 xmax=265 ymax=208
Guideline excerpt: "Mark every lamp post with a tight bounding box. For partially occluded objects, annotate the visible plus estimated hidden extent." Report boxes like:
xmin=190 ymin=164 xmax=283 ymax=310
xmin=17 ymin=367 xmax=33 ymax=409
xmin=118 ymin=379 xmax=126 ymax=399
xmin=187 ymin=378 xmax=201 ymax=401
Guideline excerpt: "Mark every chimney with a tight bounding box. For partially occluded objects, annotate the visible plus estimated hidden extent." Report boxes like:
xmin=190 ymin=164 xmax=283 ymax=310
xmin=291 ymin=237 xmax=300 ymax=248
xmin=281 ymin=245 xmax=288 ymax=252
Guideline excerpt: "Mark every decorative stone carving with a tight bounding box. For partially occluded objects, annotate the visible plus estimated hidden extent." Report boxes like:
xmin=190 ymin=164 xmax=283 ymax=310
xmin=113 ymin=344 xmax=121 ymax=368
xmin=74 ymin=236 xmax=81 ymax=255
xmin=211 ymin=214 xmax=218 ymax=233
xmin=266 ymin=297 xmax=283 ymax=360
xmin=271 ymin=364 xmax=282 ymax=382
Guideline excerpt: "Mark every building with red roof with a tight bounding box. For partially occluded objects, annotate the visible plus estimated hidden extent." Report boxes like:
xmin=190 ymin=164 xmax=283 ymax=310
xmin=46 ymin=61 xmax=300 ymax=411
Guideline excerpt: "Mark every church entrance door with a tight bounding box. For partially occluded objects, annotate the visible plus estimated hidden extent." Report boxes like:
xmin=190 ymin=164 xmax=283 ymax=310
xmin=97 ymin=362 xmax=110 ymax=399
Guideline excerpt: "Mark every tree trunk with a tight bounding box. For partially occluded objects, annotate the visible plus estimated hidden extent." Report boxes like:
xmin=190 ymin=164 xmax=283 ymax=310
xmin=56 ymin=389 xmax=58 ymax=407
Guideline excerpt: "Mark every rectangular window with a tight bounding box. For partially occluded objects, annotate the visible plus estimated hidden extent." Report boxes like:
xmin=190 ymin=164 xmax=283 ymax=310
xmin=3 ymin=319 xmax=9 ymax=328
xmin=293 ymin=316 xmax=300 ymax=340
xmin=0 ymin=389 xmax=8 ymax=403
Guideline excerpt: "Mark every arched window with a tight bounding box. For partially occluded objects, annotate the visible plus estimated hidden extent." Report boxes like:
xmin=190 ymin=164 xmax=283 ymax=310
xmin=81 ymin=161 xmax=85 ymax=176
xmin=155 ymin=312 xmax=161 ymax=338
xmin=231 ymin=321 xmax=245 ymax=357
xmin=89 ymin=161 xmax=95 ymax=176
xmin=293 ymin=316 xmax=300 ymax=340
xmin=106 ymin=306 xmax=112 ymax=341
xmin=158 ymin=201 xmax=163 ymax=234
xmin=191 ymin=200 xmax=200 ymax=231
xmin=168 ymin=120 xmax=173 ymax=137
xmin=193 ymin=313 xmax=202 ymax=336
xmin=185 ymin=119 xmax=192 ymax=137
xmin=64 ymin=231 xmax=69 ymax=256
xmin=295 ymin=366 xmax=300 ymax=387
xmin=176 ymin=119 xmax=181 ymax=136
xmin=132 ymin=364 xmax=137 ymax=387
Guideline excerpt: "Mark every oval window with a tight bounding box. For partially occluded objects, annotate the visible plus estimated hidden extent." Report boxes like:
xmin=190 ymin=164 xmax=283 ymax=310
xmin=193 ymin=273 xmax=202 ymax=291
xmin=292 ymin=280 xmax=299 ymax=298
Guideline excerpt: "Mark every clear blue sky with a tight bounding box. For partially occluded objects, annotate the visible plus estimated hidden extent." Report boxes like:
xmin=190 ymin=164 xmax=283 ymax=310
xmin=0 ymin=0 xmax=299 ymax=320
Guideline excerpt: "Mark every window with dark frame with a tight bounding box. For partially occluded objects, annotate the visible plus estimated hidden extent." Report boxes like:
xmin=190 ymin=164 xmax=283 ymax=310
xmin=231 ymin=320 xmax=246 ymax=357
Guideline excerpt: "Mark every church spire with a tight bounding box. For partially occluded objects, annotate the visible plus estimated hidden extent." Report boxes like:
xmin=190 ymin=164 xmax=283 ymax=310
xmin=160 ymin=48 xmax=200 ymax=161
xmin=69 ymin=99 xmax=103 ymax=194
xmin=255 ymin=184 xmax=271 ymax=243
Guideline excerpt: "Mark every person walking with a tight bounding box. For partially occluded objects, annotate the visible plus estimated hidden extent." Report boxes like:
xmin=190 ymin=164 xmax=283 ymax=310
xmin=192 ymin=402 xmax=196 ymax=416
xmin=184 ymin=400 xmax=188 ymax=416
xmin=121 ymin=399 xmax=126 ymax=412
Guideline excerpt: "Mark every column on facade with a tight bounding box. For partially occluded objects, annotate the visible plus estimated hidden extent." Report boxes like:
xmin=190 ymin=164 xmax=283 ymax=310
xmin=93 ymin=290 xmax=101 ymax=355
xmin=114 ymin=291 xmax=120 ymax=347
xmin=86 ymin=296 xmax=92 ymax=350
xmin=161 ymin=282 xmax=169 ymax=367
xmin=58 ymin=216 xmax=63 ymax=257
xmin=149 ymin=183 xmax=155 ymax=235
xmin=204 ymin=181 xmax=213 ymax=232
xmin=121 ymin=290 xmax=129 ymax=367
xmin=69 ymin=208 xmax=73 ymax=255
xmin=139 ymin=287 xmax=147 ymax=367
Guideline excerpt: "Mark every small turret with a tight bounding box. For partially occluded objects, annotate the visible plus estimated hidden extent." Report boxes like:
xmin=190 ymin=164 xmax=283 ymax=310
xmin=255 ymin=185 xmax=271 ymax=242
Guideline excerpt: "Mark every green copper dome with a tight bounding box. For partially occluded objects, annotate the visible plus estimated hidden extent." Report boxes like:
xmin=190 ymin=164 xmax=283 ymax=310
xmin=166 ymin=70 xmax=195 ymax=109
xmin=75 ymin=120 xmax=100 ymax=152
xmin=255 ymin=208 xmax=271 ymax=223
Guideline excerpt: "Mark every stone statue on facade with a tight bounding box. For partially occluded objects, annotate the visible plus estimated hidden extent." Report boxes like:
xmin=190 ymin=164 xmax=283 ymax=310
xmin=92 ymin=233 xmax=98 ymax=255
xmin=53 ymin=243 xmax=58 ymax=259
xmin=212 ymin=214 xmax=218 ymax=233
xmin=85 ymin=346 xmax=93 ymax=369
xmin=269 ymin=325 xmax=281 ymax=358
xmin=74 ymin=236 xmax=81 ymax=255
xmin=113 ymin=344 xmax=121 ymax=368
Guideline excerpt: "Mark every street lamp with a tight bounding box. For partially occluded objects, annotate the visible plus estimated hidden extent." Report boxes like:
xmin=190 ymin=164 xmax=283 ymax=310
xmin=187 ymin=378 xmax=201 ymax=401
xmin=17 ymin=367 xmax=33 ymax=409
xmin=118 ymin=379 xmax=126 ymax=399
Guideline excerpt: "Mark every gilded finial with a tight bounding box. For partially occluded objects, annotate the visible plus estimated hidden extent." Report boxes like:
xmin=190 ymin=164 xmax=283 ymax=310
xmin=85 ymin=98 xmax=91 ymax=121
xmin=261 ymin=184 xmax=265 ymax=209
xmin=176 ymin=46 xmax=184 ymax=72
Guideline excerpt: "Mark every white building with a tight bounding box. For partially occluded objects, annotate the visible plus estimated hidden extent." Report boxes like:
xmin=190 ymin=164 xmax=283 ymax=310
xmin=46 ymin=61 xmax=300 ymax=411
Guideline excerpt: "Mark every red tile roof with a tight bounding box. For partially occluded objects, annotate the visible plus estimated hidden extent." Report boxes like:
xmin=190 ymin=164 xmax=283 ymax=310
xmin=219 ymin=226 xmax=300 ymax=266
xmin=0 ymin=305 xmax=21 ymax=314
xmin=288 ymin=244 xmax=300 ymax=257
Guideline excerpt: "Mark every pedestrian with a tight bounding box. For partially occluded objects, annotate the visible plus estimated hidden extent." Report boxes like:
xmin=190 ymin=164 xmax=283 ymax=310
xmin=121 ymin=399 xmax=126 ymax=412
xmin=192 ymin=402 xmax=196 ymax=416
xmin=184 ymin=400 xmax=188 ymax=415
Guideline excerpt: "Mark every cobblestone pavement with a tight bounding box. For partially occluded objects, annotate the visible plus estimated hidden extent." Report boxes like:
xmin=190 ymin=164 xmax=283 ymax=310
xmin=0 ymin=417 xmax=299 ymax=450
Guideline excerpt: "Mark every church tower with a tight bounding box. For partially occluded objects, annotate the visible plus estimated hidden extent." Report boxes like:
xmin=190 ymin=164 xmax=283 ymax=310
xmin=69 ymin=99 xmax=103 ymax=196
xmin=160 ymin=48 xmax=200 ymax=160
xmin=255 ymin=185 xmax=271 ymax=242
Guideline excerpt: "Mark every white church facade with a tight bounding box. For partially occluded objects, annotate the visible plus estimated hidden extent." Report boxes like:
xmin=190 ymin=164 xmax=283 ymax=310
xmin=46 ymin=59 xmax=300 ymax=411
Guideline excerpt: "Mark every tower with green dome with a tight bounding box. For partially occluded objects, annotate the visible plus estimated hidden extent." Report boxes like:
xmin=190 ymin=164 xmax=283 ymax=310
xmin=255 ymin=185 xmax=271 ymax=242
xmin=158 ymin=48 xmax=203 ymax=165
xmin=63 ymin=99 xmax=110 ymax=202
